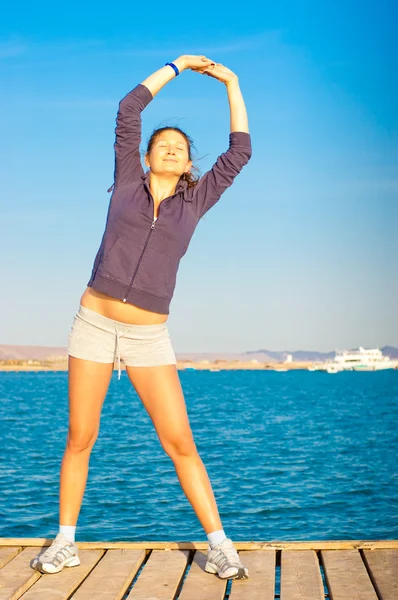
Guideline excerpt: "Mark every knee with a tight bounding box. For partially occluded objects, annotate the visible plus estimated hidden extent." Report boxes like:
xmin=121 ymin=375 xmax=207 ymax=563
xmin=163 ymin=434 xmax=198 ymax=460
xmin=66 ymin=429 xmax=98 ymax=454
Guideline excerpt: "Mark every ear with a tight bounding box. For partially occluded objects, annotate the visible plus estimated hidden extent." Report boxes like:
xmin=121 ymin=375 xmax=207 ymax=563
xmin=184 ymin=160 xmax=193 ymax=173
xmin=144 ymin=153 xmax=150 ymax=168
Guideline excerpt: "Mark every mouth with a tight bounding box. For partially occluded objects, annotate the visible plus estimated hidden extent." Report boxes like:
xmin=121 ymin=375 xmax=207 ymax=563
xmin=164 ymin=158 xmax=177 ymax=162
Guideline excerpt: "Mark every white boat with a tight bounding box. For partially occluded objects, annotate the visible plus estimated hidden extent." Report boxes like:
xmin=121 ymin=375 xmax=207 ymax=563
xmin=322 ymin=347 xmax=396 ymax=372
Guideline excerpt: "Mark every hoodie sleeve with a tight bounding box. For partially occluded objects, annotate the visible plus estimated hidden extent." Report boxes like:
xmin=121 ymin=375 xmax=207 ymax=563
xmin=191 ymin=131 xmax=252 ymax=219
xmin=113 ymin=83 xmax=153 ymax=189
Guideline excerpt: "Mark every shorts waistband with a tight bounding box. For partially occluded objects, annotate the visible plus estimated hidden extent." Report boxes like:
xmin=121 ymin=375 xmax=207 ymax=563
xmin=76 ymin=304 xmax=168 ymax=333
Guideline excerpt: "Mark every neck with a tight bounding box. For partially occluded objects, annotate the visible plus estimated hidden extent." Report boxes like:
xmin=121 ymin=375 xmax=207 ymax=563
xmin=148 ymin=172 xmax=180 ymax=202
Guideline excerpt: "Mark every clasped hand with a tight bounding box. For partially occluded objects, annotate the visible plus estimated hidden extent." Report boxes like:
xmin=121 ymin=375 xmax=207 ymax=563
xmin=179 ymin=54 xmax=239 ymax=85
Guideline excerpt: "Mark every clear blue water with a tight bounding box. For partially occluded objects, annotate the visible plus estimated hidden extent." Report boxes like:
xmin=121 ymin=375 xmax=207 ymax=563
xmin=0 ymin=370 xmax=397 ymax=542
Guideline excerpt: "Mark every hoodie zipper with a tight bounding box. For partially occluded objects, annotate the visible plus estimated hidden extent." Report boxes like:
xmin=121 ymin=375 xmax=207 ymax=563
xmin=122 ymin=180 xmax=182 ymax=303
xmin=123 ymin=216 xmax=157 ymax=302
xmin=122 ymin=182 xmax=161 ymax=303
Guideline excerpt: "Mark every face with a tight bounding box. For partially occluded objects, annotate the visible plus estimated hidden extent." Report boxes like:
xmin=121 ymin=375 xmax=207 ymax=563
xmin=145 ymin=130 xmax=192 ymax=178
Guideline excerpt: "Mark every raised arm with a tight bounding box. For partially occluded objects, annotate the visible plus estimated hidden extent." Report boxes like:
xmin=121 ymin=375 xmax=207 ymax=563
xmin=113 ymin=55 xmax=215 ymax=189
xmin=190 ymin=64 xmax=252 ymax=218
xmin=112 ymin=84 xmax=152 ymax=189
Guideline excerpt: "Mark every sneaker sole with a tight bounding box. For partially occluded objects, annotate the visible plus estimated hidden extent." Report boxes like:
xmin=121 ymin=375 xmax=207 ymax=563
xmin=204 ymin=561 xmax=249 ymax=579
xmin=36 ymin=555 xmax=80 ymax=574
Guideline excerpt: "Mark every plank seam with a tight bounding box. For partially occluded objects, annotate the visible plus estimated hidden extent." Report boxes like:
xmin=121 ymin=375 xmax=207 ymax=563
xmin=121 ymin=548 xmax=151 ymax=600
xmin=0 ymin=546 xmax=24 ymax=569
xmin=317 ymin=550 xmax=330 ymax=599
xmin=275 ymin=550 xmax=281 ymax=599
xmin=224 ymin=578 xmax=233 ymax=600
xmin=319 ymin=550 xmax=333 ymax=600
xmin=359 ymin=549 xmax=383 ymax=600
xmin=62 ymin=549 xmax=106 ymax=600
xmin=174 ymin=549 xmax=195 ymax=600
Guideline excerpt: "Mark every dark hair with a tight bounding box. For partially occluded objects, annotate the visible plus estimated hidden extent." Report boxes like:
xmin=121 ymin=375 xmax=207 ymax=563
xmin=146 ymin=126 xmax=200 ymax=188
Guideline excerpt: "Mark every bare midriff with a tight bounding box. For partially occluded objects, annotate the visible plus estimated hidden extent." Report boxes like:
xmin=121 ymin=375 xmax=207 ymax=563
xmin=80 ymin=287 xmax=168 ymax=325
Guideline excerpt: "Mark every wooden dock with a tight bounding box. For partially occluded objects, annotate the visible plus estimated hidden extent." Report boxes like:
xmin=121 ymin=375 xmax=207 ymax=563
xmin=0 ymin=539 xmax=397 ymax=599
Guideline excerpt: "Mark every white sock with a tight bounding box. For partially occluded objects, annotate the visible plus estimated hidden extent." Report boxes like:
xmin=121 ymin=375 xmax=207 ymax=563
xmin=59 ymin=525 xmax=76 ymax=543
xmin=207 ymin=529 xmax=227 ymax=549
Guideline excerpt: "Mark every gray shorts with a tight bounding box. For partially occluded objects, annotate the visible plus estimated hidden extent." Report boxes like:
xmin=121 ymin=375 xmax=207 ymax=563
xmin=67 ymin=305 xmax=177 ymax=379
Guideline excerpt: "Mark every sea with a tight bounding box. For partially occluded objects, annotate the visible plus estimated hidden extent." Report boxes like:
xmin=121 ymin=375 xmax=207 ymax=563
xmin=0 ymin=370 xmax=397 ymax=542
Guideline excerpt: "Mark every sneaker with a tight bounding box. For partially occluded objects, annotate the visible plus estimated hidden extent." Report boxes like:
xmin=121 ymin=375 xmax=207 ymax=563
xmin=204 ymin=538 xmax=249 ymax=579
xmin=31 ymin=533 xmax=80 ymax=574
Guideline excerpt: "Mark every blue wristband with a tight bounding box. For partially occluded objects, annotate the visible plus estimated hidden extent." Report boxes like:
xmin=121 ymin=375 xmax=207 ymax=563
xmin=165 ymin=62 xmax=179 ymax=76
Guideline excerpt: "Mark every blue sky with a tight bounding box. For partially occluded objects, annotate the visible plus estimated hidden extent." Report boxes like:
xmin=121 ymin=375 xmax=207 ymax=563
xmin=1 ymin=0 xmax=397 ymax=352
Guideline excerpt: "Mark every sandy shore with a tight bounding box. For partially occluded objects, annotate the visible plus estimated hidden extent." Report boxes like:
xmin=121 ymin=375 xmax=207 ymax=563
xmin=0 ymin=360 xmax=313 ymax=372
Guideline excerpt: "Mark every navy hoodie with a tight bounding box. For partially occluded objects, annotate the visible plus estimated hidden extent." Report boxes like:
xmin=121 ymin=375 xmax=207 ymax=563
xmin=87 ymin=83 xmax=252 ymax=314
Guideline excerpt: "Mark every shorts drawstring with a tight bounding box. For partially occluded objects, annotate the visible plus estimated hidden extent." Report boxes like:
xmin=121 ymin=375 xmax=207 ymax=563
xmin=114 ymin=324 xmax=132 ymax=380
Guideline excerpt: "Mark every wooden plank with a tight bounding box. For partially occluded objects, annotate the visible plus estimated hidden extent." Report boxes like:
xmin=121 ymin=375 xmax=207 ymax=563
xmin=321 ymin=549 xmax=378 ymax=600
xmin=0 ymin=548 xmax=22 ymax=570
xmin=126 ymin=549 xmax=189 ymax=600
xmin=178 ymin=550 xmax=226 ymax=600
xmin=362 ymin=549 xmax=398 ymax=600
xmin=0 ymin=548 xmax=41 ymax=600
xmin=280 ymin=550 xmax=324 ymax=600
xmin=20 ymin=549 xmax=103 ymax=600
xmin=229 ymin=551 xmax=276 ymax=600
xmin=0 ymin=538 xmax=397 ymax=550
xmin=73 ymin=549 xmax=145 ymax=600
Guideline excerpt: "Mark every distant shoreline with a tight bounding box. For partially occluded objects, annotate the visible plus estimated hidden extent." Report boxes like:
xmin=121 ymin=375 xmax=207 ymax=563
xmin=1 ymin=359 xmax=397 ymax=373
xmin=0 ymin=360 xmax=312 ymax=372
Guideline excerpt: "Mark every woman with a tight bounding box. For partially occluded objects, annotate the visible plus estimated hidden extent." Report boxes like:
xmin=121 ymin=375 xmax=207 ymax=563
xmin=32 ymin=54 xmax=252 ymax=580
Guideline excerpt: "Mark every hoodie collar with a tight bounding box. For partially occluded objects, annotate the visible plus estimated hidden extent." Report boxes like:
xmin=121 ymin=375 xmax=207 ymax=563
xmin=141 ymin=170 xmax=189 ymax=194
xmin=107 ymin=171 xmax=191 ymax=199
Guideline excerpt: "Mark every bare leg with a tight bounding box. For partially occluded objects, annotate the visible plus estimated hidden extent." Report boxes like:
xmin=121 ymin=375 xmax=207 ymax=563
xmin=126 ymin=364 xmax=223 ymax=534
xmin=59 ymin=356 xmax=114 ymax=525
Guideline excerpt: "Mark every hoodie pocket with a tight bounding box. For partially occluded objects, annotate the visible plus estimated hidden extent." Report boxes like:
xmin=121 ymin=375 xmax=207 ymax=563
xmin=133 ymin=247 xmax=173 ymax=299
xmin=97 ymin=236 xmax=142 ymax=284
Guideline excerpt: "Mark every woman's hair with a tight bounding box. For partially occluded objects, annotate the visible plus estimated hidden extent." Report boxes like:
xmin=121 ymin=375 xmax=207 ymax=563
xmin=146 ymin=126 xmax=200 ymax=188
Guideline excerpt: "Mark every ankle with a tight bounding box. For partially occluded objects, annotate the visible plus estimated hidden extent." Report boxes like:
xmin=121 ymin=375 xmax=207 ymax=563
xmin=207 ymin=529 xmax=227 ymax=549
xmin=59 ymin=525 xmax=76 ymax=543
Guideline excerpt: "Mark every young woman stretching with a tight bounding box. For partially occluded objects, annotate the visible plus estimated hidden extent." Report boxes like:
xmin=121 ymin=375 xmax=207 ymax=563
xmin=32 ymin=54 xmax=252 ymax=580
